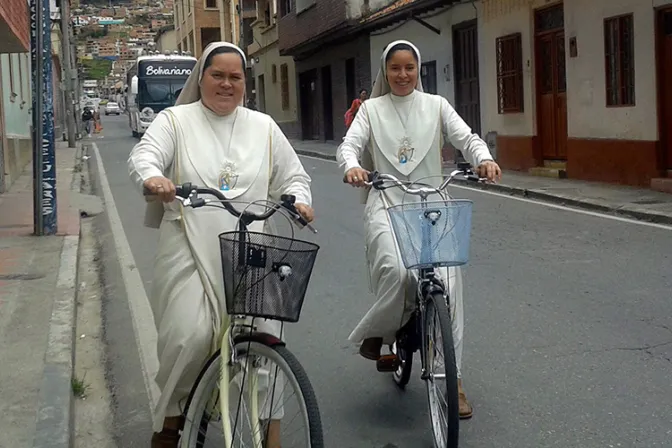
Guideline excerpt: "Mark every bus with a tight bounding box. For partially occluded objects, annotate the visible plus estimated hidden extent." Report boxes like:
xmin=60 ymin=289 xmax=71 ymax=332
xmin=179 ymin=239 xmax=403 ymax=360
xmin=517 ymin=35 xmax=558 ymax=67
xmin=126 ymin=53 xmax=197 ymax=137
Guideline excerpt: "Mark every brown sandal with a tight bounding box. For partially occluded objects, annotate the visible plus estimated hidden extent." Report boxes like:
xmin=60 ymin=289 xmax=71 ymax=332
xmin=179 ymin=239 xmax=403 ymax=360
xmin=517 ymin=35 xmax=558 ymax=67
xmin=151 ymin=429 xmax=181 ymax=448
xmin=151 ymin=416 xmax=185 ymax=448
xmin=359 ymin=337 xmax=383 ymax=360
xmin=359 ymin=338 xmax=400 ymax=372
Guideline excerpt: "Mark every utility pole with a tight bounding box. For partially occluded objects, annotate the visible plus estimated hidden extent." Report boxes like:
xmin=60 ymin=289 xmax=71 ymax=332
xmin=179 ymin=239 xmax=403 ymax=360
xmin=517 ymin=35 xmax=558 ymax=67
xmin=30 ymin=0 xmax=58 ymax=235
xmin=61 ymin=0 xmax=77 ymax=147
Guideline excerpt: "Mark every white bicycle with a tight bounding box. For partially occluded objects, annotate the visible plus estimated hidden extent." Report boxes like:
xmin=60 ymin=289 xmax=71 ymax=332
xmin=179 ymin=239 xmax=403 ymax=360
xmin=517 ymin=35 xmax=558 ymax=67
xmin=146 ymin=183 xmax=324 ymax=448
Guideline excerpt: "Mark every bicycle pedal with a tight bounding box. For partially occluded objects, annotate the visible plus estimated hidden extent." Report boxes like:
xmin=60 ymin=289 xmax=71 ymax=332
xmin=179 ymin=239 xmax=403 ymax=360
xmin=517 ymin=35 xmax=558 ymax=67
xmin=376 ymin=354 xmax=400 ymax=372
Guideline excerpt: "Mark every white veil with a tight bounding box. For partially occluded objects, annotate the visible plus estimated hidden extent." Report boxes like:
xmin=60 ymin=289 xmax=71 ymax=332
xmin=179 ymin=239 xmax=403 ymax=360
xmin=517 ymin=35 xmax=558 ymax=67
xmin=369 ymin=40 xmax=424 ymax=99
xmin=175 ymin=41 xmax=248 ymax=106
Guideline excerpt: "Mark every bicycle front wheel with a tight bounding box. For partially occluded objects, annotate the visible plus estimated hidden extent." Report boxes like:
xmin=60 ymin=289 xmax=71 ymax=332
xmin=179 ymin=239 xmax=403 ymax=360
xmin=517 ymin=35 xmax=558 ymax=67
xmin=181 ymin=340 xmax=324 ymax=448
xmin=424 ymin=292 xmax=460 ymax=448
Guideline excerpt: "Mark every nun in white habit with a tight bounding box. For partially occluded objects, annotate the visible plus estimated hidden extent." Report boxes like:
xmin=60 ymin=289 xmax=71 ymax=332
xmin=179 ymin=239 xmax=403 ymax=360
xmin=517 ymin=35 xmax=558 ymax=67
xmin=337 ymin=40 xmax=502 ymax=419
xmin=128 ymin=42 xmax=314 ymax=447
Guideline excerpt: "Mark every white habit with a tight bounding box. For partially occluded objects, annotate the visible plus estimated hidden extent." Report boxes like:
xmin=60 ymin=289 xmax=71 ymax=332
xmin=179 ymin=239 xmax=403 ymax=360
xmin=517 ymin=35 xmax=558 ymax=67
xmin=337 ymin=89 xmax=493 ymax=378
xmin=128 ymin=101 xmax=312 ymax=432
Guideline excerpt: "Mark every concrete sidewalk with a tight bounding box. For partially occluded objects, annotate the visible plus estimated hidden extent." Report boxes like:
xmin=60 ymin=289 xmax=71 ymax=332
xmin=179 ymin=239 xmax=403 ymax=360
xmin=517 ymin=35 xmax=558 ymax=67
xmin=0 ymin=141 xmax=86 ymax=448
xmin=291 ymin=139 xmax=672 ymax=225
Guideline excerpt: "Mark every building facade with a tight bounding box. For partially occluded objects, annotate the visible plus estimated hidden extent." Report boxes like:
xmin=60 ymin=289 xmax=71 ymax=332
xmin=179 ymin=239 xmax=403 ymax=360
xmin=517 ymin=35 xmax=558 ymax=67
xmin=174 ymin=0 xmax=234 ymax=57
xmin=278 ymin=0 xmax=452 ymax=142
xmin=248 ymin=0 xmax=300 ymax=136
xmin=338 ymin=0 xmax=672 ymax=190
xmin=0 ymin=0 xmax=30 ymax=193
xmin=476 ymin=0 xmax=672 ymax=189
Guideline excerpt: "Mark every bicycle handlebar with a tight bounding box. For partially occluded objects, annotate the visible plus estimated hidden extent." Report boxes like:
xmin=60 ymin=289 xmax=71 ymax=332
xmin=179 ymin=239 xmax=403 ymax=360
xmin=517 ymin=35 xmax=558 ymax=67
xmin=342 ymin=163 xmax=486 ymax=198
xmin=143 ymin=182 xmax=316 ymax=232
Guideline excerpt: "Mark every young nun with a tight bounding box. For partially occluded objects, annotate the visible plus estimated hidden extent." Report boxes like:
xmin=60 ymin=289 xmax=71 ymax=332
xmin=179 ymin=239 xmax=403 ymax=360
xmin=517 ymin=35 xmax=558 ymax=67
xmin=337 ymin=40 xmax=502 ymax=419
xmin=129 ymin=41 xmax=314 ymax=448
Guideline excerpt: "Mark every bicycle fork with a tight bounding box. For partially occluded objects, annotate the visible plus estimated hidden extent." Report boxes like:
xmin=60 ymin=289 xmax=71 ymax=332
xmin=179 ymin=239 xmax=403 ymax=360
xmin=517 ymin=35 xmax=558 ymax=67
xmin=219 ymin=324 xmax=264 ymax=448
xmin=418 ymin=272 xmax=444 ymax=382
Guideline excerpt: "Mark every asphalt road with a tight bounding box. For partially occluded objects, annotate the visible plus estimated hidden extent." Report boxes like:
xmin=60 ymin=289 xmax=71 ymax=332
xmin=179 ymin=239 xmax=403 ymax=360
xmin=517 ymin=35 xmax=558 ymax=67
xmin=93 ymin=113 xmax=672 ymax=448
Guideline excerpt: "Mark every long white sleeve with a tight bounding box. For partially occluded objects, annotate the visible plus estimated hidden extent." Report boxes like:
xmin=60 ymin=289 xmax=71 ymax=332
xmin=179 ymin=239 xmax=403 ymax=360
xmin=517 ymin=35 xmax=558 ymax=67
xmin=128 ymin=110 xmax=177 ymax=192
xmin=440 ymin=97 xmax=493 ymax=167
xmin=336 ymin=102 xmax=371 ymax=173
xmin=268 ymin=120 xmax=313 ymax=207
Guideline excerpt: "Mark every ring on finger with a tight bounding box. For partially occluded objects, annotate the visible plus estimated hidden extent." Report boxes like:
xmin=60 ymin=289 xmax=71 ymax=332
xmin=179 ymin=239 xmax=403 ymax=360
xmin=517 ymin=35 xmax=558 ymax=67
xmin=353 ymin=176 xmax=359 ymax=181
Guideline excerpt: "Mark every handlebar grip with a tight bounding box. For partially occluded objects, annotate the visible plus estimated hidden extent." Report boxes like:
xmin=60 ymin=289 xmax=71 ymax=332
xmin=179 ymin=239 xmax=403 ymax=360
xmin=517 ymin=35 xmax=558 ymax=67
xmin=280 ymin=194 xmax=296 ymax=205
xmin=143 ymin=186 xmax=154 ymax=196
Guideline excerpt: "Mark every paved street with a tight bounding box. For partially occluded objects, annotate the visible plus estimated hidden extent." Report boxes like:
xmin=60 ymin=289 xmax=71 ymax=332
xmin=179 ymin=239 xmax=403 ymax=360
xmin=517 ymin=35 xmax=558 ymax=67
xmin=93 ymin=114 xmax=672 ymax=448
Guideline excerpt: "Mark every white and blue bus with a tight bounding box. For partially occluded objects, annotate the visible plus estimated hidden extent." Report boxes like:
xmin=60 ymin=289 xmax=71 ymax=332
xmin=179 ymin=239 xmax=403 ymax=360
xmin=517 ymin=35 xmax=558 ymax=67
xmin=127 ymin=52 xmax=197 ymax=137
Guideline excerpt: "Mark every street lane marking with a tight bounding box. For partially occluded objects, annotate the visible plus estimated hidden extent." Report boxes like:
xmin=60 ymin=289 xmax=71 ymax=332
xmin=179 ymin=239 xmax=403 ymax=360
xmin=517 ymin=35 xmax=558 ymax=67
xmin=299 ymin=155 xmax=672 ymax=231
xmin=92 ymin=143 xmax=161 ymax=417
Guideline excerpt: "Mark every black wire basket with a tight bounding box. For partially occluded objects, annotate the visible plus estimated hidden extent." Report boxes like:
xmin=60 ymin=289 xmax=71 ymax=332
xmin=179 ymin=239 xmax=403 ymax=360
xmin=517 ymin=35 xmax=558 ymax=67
xmin=219 ymin=231 xmax=320 ymax=323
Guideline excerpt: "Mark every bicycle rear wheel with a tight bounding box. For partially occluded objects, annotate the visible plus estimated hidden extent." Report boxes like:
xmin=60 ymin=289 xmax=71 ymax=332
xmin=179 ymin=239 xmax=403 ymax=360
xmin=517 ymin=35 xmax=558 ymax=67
xmin=180 ymin=340 xmax=324 ymax=448
xmin=423 ymin=292 xmax=459 ymax=448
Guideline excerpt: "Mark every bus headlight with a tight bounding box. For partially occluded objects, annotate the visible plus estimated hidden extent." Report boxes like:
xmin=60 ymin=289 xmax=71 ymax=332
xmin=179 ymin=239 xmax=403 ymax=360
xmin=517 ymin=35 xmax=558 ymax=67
xmin=140 ymin=107 xmax=155 ymax=121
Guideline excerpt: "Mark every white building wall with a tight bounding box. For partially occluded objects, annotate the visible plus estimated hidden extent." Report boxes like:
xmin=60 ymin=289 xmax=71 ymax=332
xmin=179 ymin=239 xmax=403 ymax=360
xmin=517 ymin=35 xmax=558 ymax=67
xmin=479 ymin=0 xmax=672 ymax=142
xmin=479 ymin=0 xmax=540 ymax=138
xmin=564 ymin=0 xmax=660 ymax=141
xmin=369 ymin=2 xmax=479 ymax=106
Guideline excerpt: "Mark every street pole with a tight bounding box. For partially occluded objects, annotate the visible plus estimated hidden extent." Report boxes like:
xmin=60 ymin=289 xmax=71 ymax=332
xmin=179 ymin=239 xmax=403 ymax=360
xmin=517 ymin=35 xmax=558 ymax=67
xmin=30 ymin=0 xmax=58 ymax=236
xmin=61 ymin=0 xmax=77 ymax=148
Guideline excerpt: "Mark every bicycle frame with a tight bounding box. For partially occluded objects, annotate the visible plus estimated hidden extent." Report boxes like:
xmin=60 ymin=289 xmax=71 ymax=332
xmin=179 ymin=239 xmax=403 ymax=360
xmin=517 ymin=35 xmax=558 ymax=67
xmin=219 ymin=315 xmax=264 ymax=448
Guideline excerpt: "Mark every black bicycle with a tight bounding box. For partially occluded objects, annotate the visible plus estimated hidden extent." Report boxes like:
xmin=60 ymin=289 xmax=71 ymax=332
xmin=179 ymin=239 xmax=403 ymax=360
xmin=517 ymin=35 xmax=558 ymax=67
xmin=357 ymin=165 xmax=484 ymax=448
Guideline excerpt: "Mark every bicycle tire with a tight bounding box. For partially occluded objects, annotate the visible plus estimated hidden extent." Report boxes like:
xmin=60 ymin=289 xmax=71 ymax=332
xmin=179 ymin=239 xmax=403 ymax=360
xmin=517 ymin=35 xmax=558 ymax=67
xmin=180 ymin=341 xmax=324 ymax=448
xmin=392 ymin=340 xmax=413 ymax=388
xmin=424 ymin=292 xmax=459 ymax=448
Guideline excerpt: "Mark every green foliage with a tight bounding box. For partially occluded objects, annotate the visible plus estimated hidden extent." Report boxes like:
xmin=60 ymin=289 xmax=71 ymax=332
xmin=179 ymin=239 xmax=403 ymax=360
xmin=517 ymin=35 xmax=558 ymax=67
xmin=80 ymin=59 xmax=113 ymax=81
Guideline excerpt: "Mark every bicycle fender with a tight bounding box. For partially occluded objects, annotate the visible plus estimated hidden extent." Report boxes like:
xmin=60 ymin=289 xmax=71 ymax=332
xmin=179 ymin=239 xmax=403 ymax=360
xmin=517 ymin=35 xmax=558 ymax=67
xmin=234 ymin=332 xmax=286 ymax=347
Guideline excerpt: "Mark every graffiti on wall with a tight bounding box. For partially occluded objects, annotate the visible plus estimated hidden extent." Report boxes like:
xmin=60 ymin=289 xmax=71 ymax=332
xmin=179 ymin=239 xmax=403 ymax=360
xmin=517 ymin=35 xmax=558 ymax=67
xmin=30 ymin=0 xmax=57 ymax=235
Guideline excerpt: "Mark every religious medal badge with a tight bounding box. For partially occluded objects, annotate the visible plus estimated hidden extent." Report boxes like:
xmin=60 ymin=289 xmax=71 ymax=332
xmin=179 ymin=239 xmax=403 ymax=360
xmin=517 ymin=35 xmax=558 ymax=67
xmin=219 ymin=162 xmax=239 ymax=191
xmin=397 ymin=137 xmax=415 ymax=165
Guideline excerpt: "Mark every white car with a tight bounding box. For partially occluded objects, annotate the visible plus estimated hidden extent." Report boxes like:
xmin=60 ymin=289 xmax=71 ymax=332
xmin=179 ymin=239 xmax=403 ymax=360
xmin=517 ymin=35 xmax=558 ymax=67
xmin=105 ymin=102 xmax=121 ymax=115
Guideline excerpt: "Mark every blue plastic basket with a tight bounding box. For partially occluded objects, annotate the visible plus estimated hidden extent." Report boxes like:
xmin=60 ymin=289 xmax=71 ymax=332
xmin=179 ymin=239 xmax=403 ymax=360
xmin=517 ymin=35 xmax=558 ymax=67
xmin=386 ymin=200 xmax=473 ymax=269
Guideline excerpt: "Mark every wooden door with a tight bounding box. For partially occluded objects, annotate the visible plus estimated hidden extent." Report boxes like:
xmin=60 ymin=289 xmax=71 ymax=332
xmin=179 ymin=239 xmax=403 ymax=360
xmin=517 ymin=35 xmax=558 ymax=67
xmin=535 ymin=4 xmax=567 ymax=160
xmin=299 ymin=70 xmax=319 ymax=140
xmin=659 ymin=8 xmax=672 ymax=169
xmin=453 ymin=20 xmax=481 ymax=136
xmin=321 ymin=65 xmax=334 ymax=141
xmin=257 ymin=74 xmax=266 ymax=112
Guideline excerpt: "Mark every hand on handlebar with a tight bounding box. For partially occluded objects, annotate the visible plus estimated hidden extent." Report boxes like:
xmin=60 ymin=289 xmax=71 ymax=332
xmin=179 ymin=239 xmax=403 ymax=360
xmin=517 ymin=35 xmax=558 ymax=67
xmin=143 ymin=176 xmax=176 ymax=203
xmin=294 ymin=203 xmax=315 ymax=223
xmin=344 ymin=167 xmax=370 ymax=188
xmin=475 ymin=160 xmax=502 ymax=183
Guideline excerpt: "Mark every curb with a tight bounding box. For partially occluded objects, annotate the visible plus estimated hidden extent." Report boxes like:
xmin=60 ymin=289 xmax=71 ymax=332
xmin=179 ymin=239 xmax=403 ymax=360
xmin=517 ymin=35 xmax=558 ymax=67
xmin=293 ymin=148 xmax=672 ymax=226
xmin=450 ymin=178 xmax=672 ymax=226
xmin=33 ymin=144 xmax=85 ymax=448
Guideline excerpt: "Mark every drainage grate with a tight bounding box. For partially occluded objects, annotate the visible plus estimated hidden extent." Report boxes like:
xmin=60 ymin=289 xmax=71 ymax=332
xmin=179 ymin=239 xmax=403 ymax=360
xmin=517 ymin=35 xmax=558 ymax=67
xmin=0 ymin=273 xmax=45 ymax=280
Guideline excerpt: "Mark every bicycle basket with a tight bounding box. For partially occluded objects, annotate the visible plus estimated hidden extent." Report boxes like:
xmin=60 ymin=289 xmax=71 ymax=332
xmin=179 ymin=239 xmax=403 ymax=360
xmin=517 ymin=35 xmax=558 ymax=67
xmin=219 ymin=231 xmax=319 ymax=322
xmin=386 ymin=199 xmax=473 ymax=269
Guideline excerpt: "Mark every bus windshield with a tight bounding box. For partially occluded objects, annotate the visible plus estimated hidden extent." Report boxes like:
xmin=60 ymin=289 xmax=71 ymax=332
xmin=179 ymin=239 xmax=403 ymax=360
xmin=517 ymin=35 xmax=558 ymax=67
xmin=138 ymin=79 xmax=186 ymax=106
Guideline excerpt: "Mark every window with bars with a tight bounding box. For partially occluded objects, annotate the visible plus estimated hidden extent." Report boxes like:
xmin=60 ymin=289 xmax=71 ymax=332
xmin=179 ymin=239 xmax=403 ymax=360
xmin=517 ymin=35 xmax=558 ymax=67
xmin=280 ymin=63 xmax=289 ymax=110
xmin=604 ymin=14 xmax=635 ymax=107
xmin=420 ymin=61 xmax=437 ymax=94
xmin=496 ymin=33 xmax=524 ymax=114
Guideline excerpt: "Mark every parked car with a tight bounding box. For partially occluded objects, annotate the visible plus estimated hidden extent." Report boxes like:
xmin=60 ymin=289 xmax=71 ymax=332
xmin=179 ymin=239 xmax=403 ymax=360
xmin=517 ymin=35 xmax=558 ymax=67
xmin=105 ymin=102 xmax=121 ymax=115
